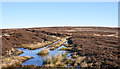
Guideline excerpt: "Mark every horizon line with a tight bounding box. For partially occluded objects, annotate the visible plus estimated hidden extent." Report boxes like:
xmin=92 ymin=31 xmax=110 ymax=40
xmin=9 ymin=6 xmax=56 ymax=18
xmin=1 ymin=25 xmax=119 ymax=29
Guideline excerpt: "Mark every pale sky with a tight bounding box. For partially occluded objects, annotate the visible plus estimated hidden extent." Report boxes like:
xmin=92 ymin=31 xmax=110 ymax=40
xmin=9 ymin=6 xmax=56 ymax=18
xmin=2 ymin=2 xmax=118 ymax=28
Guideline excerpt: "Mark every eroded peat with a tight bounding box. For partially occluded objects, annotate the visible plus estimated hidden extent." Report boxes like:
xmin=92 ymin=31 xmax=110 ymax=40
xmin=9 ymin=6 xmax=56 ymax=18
xmin=1 ymin=27 xmax=120 ymax=69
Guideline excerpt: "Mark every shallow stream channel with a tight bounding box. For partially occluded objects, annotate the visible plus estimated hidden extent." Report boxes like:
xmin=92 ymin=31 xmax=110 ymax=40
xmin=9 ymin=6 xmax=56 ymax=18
xmin=17 ymin=40 xmax=73 ymax=66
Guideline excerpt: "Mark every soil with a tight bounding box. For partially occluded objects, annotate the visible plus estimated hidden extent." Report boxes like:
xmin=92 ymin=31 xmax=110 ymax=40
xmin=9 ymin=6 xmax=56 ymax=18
xmin=1 ymin=27 xmax=120 ymax=68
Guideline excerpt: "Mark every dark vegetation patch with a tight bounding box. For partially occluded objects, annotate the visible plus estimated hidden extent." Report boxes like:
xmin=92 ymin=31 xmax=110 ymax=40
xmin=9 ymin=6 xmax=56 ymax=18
xmin=67 ymin=32 xmax=119 ymax=68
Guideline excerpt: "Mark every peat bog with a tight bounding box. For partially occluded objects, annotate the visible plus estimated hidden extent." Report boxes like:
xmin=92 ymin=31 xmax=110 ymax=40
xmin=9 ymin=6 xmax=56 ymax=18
xmin=1 ymin=27 xmax=120 ymax=69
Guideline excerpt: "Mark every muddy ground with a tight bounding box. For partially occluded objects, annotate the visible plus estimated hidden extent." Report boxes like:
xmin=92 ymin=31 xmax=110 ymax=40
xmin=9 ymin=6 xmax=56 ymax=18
xmin=1 ymin=27 xmax=120 ymax=68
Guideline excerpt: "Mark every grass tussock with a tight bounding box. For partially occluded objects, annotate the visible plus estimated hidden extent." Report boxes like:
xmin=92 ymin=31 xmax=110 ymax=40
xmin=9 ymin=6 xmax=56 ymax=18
xmin=62 ymin=53 xmax=68 ymax=58
xmin=64 ymin=57 xmax=73 ymax=66
xmin=43 ymin=52 xmax=88 ymax=68
xmin=80 ymin=62 xmax=88 ymax=67
xmin=14 ymin=49 xmax=24 ymax=55
xmin=5 ymin=48 xmax=24 ymax=56
xmin=37 ymin=48 xmax=49 ymax=55
xmin=59 ymin=47 xmax=67 ymax=51
xmin=72 ymin=54 xmax=78 ymax=58
xmin=15 ymin=41 xmax=54 ymax=50
xmin=1 ymin=56 xmax=33 ymax=68
xmin=49 ymin=38 xmax=68 ymax=50
xmin=43 ymin=53 xmax=68 ymax=67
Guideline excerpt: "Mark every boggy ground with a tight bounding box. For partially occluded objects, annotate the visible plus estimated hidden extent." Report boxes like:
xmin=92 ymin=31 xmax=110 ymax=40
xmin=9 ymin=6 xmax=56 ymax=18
xmin=2 ymin=28 xmax=62 ymax=56
xmin=35 ymin=27 xmax=120 ymax=68
xmin=49 ymin=36 xmax=71 ymax=50
xmin=1 ymin=27 xmax=120 ymax=68
xmin=1 ymin=56 xmax=33 ymax=69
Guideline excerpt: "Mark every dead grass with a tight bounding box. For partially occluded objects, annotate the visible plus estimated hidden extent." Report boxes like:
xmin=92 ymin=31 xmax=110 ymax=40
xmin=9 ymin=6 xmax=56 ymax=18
xmin=72 ymin=54 xmax=78 ymax=58
xmin=80 ymin=61 xmax=88 ymax=67
xmin=14 ymin=49 xmax=24 ymax=55
xmin=93 ymin=34 xmax=118 ymax=38
xmin=46 ymin=56 xmax=52 ymax=64
xmin=49 ymin=36 xmax=71 ymax=50
xmin=43 ymin=52 xmax=87 ymax=68
xmin=64 ymin=43 xmax=69 ymax=47
xmin=64 ymin=57 xmax=72 ymax=66
xmin=49 ymin=38 xmax=67 ymax=50
xmin=62 ymin=53 xmax=68 ymax=58
xmin=73 ymin=56 xmax=86 ymax=67
xmin=1 ymin=56 xmax=32 ymax=68
xmin=37 ymin=48 xmax=49 ymax=55
xmin=5 ymin=48 xmax=24 ymax=56
xmin=15 ymin=41 xmax=53 ymax=50
xmin=59 ymin=47 xmax=67 ymax=51
xmin=43 ymin=54 xmax=67 ymax=67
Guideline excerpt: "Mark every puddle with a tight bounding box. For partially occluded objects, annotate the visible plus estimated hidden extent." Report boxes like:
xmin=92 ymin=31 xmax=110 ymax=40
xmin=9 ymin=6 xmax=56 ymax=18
xmin=17 ymin=40 xmax=71 ymax=66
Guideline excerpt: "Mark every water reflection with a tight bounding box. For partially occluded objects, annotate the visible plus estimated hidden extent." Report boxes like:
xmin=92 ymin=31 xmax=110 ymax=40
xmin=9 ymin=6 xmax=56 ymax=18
xmin=17 ymin=40 xmax=68 ymax=66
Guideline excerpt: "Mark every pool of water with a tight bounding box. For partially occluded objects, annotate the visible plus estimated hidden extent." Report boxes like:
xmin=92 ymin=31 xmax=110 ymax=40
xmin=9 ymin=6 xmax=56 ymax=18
xmin=17 ymin=40 xmax=71 ymax=66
